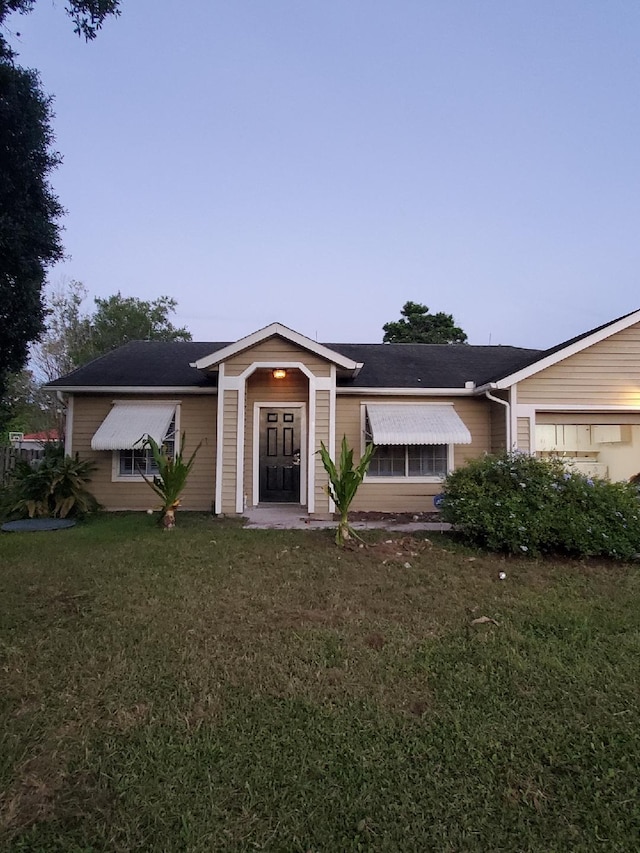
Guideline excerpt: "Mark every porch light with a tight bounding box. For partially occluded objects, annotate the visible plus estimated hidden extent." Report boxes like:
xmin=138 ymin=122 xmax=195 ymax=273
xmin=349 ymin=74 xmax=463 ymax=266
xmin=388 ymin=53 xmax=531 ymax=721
xmin=272 ymin=369 xmax=287 ymax=380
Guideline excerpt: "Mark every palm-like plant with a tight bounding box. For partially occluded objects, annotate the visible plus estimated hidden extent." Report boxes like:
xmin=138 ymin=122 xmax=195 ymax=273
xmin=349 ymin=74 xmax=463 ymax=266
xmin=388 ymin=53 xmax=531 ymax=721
xmin=140 ymin=433 xmax=201 ymax=529
xmin=318 ymin=436 xmax=376 ymax=545
xmin=10 ymin=452 xmax=98 ymax=519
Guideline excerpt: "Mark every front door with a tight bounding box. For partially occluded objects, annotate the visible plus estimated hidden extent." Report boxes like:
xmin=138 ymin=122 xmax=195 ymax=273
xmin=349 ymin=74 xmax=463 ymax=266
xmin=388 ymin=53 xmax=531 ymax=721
xmin=259 ymin=408 xmax=301 ymax=502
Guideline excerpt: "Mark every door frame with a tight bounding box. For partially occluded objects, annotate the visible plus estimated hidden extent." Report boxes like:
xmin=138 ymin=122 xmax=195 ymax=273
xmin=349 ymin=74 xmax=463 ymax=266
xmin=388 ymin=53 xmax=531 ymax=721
xmin=252 ymin=402 xmax=307 ymax=507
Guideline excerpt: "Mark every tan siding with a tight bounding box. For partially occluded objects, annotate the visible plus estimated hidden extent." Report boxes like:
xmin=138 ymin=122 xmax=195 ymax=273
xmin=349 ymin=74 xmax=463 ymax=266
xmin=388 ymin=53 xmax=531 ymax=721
xmin=314 ymin=390 xmax=331 ymax=513
xmin=221 ymin=390 xmax=238 ymax=514
xmin=71 ymin=395 xmax=217 ymax=511
xmin=334 ymin=396 xmax=491 ymax=513
xmin=243 ymin=369 xmax=309 ymax=504
xmin=223 ymin=337 xmax=332 ymax=377
xmin=518 ymin=323 xmax=640 ymax=405
xmin=517 ymin=417 xmax=530 ymax=453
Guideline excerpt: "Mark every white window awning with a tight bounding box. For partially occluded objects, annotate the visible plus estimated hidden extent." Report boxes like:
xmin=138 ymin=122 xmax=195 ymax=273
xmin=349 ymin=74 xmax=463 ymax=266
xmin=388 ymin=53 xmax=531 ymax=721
xmin=366 ymin=404 xmax=472 ymax=446
xmin=91 ymin=403 xmax=175 ymax=451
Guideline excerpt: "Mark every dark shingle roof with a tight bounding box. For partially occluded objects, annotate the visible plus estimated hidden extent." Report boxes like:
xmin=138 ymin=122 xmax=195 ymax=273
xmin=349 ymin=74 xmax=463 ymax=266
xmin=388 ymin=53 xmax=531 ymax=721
xmin=329 ymin=343 xmax=542 ymax=388
xmin=47 ymin=341 xmax=230 ymax=388
xmin=47 ymin=339 xmax=543 ymax=390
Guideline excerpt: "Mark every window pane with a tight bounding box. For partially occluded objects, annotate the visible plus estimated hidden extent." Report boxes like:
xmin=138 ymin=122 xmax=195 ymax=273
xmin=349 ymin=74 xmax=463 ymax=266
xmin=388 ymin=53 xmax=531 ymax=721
xmin=408 ymin=445 xmax=448 ymax=477
xmin=118 ymin=415 xmax=175 ymax=477
xmin=369 ymin=445 xmax=405 ymax=477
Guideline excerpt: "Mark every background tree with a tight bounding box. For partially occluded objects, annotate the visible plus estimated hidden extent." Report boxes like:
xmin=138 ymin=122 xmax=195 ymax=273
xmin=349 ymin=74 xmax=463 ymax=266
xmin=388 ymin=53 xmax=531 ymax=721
xmin=0 ymin=0 xmax=121 ymax=401
xmin=382 ymin=301 xmax=468 ymax=344
xmin=0 ymin=62 xmax=63 ymax=398
xmin=32 ymin=280 xmax=91 ymax=383
xmin=71 ymin=292 xmax=192 ymax=365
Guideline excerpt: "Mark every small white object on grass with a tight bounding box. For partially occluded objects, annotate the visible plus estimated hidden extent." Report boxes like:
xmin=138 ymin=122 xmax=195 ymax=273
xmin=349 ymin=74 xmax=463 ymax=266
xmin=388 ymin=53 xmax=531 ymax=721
xmin=499 ymin=571 xmax=507 ymax=580
xmin=146 ymin=509 xmax=154 ymax=515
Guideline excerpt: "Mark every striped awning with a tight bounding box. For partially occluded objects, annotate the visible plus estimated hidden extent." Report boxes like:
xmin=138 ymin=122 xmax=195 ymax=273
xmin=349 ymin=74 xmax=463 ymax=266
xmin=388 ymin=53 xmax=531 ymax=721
xmin=91 ymin=403 xmax=175 ymax=451
xmin=366 ymin=404 xmax=471 ymax=446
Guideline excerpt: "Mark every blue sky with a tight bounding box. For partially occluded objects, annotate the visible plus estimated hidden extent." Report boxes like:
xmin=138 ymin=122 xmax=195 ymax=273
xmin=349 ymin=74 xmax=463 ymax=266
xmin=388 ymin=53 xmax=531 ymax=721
xmin=9 ymin=1 xmax=640 ymax=348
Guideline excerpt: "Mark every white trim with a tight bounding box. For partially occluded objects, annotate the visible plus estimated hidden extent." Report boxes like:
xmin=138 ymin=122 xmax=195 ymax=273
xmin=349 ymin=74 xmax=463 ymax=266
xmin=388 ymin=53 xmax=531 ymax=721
xmin=47 ymin=385 xmax=218 ymax=394
xmin=64 ymin=395 xmax=74 ymax=456
xmin=514 ymin=403 xmax=640 ymax=456
xmin=520 ymin=404 xmax=640 ymax=412
xmin=235 ymin=381 xmax=246 ymax=513
xmin=328 ymin=365 xmax=336 ymax=513
xmin=190 ymin=322 xmax=361 ymax=371
xmin=220 ymin=360 xmax=319 ymax=515
xmin=488 ymin=309 xmax=640 ymax=390
xmin=363 ymin=476 xmax=446 ymax=484
xmin=337 ymin=387 xmax=476 ymax=396
xmin=510 ymin=385 xmax=518 ymax=451
xmin=214 ymin=364 xmax=225 ymax=514
xmin=308 ymin=377 xmax=316 ymax=513
xmin=251 ymin=402 xmax=307 ymax=507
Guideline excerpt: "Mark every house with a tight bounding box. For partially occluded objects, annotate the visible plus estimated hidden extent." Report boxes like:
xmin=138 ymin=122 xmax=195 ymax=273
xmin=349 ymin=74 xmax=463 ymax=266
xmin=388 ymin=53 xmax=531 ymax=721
xmin=9 ymin=429 xmax=61 ymax=450
xmin=47 ymin=311 xmax=640 ymax=516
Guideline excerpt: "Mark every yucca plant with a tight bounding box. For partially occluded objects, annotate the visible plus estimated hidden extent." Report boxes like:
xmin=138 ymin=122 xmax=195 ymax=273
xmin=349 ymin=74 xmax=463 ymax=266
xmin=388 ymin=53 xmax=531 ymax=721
xmin=140 ymin=433 xmax=201 ymax=529
xmin=318 ymin=436 xmax=376 ymax=546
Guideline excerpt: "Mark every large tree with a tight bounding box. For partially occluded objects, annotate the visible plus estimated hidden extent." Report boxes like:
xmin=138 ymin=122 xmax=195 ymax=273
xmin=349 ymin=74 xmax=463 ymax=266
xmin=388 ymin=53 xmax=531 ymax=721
xmin=0 ymin=1 xmax=121 ymax=399
xmin=71 ymin=292 xmax=192 ymax=366
xmin=382 ymin=301 xmax=468 ymax=344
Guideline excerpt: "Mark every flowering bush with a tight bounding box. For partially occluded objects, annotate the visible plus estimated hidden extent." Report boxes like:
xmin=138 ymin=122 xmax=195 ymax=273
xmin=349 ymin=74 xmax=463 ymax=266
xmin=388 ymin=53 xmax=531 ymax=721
xmin=441 ymin=452 xmax=640 ymax=559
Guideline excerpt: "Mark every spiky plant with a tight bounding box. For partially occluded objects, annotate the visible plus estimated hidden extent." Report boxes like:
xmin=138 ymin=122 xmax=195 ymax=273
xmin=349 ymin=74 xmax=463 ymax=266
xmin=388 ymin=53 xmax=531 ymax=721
xmin=318 ymin=436 xmax=376 ymax=546
xmin=10 ymin=453 xmax=98 ymax=519
xmin=140 ymin=433 xmax=201 ymax=529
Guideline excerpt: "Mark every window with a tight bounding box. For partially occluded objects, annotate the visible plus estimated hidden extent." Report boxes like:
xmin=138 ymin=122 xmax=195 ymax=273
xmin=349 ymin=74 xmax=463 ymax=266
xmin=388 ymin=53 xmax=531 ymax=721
xmin=118 ymin=416 xmax=176 ymax=478
xmin=367 ymin=444 xmax=448 ymax=478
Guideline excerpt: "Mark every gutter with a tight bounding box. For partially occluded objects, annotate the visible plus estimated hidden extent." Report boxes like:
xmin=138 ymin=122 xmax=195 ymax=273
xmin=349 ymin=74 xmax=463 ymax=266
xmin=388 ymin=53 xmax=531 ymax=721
xmin=482 ymin=384 xmax=511 ymax=449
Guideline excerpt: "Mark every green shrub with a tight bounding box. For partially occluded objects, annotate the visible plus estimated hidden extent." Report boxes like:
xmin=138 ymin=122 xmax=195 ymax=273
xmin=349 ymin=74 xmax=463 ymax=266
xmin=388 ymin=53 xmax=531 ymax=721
xmin=9 ymin=452 xmax=99 ymax=519
xmin=441 ymin=452 xmax=640 ymax=559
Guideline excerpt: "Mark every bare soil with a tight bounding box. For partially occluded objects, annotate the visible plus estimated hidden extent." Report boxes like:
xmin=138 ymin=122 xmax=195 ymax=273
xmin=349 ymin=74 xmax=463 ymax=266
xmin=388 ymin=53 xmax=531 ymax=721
xmin=349 ymin=510 xmax=442 ymax=524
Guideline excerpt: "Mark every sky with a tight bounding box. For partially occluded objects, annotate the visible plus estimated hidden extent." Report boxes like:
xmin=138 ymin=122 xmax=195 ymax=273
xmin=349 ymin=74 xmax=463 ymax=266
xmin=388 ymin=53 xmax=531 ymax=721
xmin=8 ymin=1 xmax=640 ymax=348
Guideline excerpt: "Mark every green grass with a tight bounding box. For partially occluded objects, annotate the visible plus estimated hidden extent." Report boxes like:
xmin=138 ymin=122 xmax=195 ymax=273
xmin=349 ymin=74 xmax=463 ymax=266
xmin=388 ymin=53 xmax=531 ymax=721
xmin=1 ymin=513 xmax=639 ymax=851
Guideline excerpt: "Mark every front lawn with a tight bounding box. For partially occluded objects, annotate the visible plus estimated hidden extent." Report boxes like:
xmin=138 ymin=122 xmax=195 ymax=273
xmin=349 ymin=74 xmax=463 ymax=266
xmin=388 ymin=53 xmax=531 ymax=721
xmin=1 ymin=514 xmax=639 ymax=851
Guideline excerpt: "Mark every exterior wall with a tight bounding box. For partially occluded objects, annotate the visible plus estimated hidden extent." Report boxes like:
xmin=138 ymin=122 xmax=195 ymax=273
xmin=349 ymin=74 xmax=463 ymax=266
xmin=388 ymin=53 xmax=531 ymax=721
xmin=334 ymin=395 xmax=490 ymax=513
xmin=314 ymin=389 xmax=331 ymax=514
xmin=223 ymin=338 xmax=332 ymax=378
xmin=489 ymin=394 xmax=509 ymax=453
xmin=243 ymin=369 xmax=309 ymax=505
xmin=71 ymin=394 xmax=217 ymax=511
xmin=517 ymin=323 xmax=640 ymax=405
xmin=517 ymin=417 xmax=531 ymax=453
xmin=221 ymin=389 xmax=238 ymax=513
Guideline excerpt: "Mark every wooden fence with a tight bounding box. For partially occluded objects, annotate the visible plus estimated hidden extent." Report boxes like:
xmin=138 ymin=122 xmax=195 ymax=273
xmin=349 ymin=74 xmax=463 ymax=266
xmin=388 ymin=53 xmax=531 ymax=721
xmin=0 ymin=446 xmax=46 ymax=487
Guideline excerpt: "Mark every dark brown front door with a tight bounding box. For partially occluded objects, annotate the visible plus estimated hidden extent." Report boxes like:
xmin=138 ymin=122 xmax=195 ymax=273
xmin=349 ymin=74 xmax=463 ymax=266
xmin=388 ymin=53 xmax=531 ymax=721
xmin=259 ymin=408 xmax=301 ymax=502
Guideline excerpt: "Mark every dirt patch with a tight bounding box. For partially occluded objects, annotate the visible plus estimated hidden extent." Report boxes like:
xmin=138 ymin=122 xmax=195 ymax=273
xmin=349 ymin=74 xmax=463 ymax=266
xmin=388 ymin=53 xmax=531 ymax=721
xmin=346 ymin=535 xmax=434 ymax=563
xmin=349 ymin=510 xmax=442 ymax=524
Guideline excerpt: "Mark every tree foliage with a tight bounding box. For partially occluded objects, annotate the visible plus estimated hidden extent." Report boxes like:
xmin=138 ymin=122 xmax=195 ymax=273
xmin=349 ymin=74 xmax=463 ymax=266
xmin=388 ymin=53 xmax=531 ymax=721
xmin=0 ymin=61 xmax=63 ymax=395
xmin=0 ymin=1 xmax=121 ymax=60
xmin=382 ymin=301 xmax=468 ymax=344
xmin=33 ymin=280 xmax=90 ymax=382
xmin=0 ymin=0 xmax=121 ymax=399
xmin=71 ymin=292 xmax=192 ymax=365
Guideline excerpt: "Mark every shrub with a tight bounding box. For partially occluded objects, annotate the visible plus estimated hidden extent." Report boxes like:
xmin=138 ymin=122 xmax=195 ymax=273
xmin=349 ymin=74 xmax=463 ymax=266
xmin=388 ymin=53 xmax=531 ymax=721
xmin=9 ymin=452 xmax=99 ymax=519
xmin=441 ymin=452 xmax=640 ymax=559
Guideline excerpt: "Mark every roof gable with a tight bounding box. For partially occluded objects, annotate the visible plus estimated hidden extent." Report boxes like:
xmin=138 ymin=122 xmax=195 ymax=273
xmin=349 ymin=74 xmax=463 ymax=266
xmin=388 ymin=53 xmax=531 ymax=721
xmin=485 ymin=309 xmax=640 ymax=389
xmin=190 ymin=322 xmax=362 ymax=372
